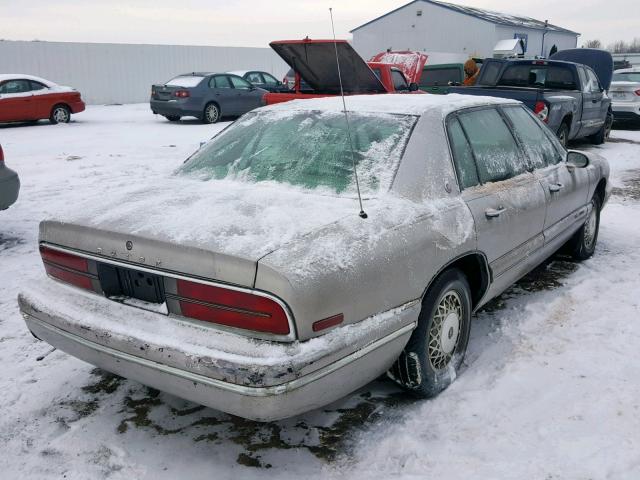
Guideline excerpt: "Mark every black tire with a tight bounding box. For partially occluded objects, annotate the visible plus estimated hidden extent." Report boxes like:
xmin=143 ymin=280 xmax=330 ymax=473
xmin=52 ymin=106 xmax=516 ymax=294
xmin=567 ymin=195 xmax=601 ymax=261
xmin=49 ymin=104 xmax=71 ymax=124
xmin=202 ymin=103 xmax=220 ymax=124
xmin=388 ymin=269 xmax=472 ymax=398
xmin=557 ymin=122 xmax=570 ymax=149
xmin=164 ymin=115 xmax=181 ymax=122
xmin=588 ymin=111 xmax=613 ymax=145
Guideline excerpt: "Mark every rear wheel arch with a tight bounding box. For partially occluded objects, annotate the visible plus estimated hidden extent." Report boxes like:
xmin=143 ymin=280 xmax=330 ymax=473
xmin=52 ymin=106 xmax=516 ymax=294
xmin=422 ymin=252 xmax=490 ymax=311
xmin=594 ymin=178 xmax=607 ymax=204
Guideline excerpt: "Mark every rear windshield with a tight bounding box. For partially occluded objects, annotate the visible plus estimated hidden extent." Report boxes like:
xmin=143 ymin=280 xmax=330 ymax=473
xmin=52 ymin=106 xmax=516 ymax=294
xmin=498 ymin=65 xmax=578 ymax=90
xmin=420 ymin=67 xmax=462 ymax=87
xmin=613 ymin=72 xmax=640 ymax=82
xmin=166 ymin=75 xmax=204 ymax=87
xmin=177 ymin=110 xmax=417 ymax=196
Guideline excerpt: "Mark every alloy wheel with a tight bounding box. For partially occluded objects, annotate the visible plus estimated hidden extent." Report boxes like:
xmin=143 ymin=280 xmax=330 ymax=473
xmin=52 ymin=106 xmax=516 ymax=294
xmin=53 ymin=107 xmax=70 ymax=123
xmin=428 ymin=290 xmax=463 ymax=370
xmin=205 ymin=105 xmax=219 ymax=123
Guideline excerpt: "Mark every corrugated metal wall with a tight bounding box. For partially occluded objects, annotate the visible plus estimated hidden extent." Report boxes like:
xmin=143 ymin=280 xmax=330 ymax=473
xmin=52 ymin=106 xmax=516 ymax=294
xmin=0 ymin=40 xmax=289 ymax=104
xmin=351 ymin=2 xmax=579 ymax=61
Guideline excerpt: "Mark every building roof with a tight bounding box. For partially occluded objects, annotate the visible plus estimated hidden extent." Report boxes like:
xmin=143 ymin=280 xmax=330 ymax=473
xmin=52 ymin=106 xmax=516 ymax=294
xmin=350 ymin=0 xmax=580 ymax=35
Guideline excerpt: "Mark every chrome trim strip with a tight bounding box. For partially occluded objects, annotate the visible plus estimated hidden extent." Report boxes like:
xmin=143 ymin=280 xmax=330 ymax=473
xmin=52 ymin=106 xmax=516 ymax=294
xmin=25 ymin=313 xmax=416 ymax=397
xmin=40 ymin=242 xmax=297 ymax=342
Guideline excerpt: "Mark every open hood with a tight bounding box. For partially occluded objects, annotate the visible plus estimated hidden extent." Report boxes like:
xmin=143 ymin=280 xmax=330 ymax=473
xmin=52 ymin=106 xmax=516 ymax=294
xmin=369 ymin=50 xmax=428 ymax=84
xmin=550 ymin=48 xmax=613 ymax=91
xmin=270 ymin=39 xmax=386 ymax=94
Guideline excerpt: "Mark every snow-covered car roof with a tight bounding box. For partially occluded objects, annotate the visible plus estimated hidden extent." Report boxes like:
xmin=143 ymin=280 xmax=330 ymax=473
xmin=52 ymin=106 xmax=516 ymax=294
xmin=262 ymin=93 xmax=519 ymax=117
xmin=0 ymin=74 xmax=56 ymax=87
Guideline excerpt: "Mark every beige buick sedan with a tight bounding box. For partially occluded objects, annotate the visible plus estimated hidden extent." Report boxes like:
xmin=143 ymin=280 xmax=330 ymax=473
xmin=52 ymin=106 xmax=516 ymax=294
xmin=19 ymin=94 xmax=610 ymax=421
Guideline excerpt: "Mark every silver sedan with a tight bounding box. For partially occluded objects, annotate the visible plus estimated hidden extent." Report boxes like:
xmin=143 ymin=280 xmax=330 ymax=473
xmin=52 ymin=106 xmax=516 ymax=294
xmin=19 ymin=94 xmax=610 ymax=421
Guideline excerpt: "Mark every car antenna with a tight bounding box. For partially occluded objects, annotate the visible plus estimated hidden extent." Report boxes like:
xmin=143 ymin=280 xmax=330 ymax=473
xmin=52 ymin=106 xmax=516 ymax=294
xmin=329 ymin=7 xmax=367 ymax=219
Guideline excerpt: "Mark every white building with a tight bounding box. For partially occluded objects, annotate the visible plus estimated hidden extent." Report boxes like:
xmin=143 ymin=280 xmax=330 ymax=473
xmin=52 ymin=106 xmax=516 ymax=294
xmin=351 ymin=0 xmax=580 ymax=63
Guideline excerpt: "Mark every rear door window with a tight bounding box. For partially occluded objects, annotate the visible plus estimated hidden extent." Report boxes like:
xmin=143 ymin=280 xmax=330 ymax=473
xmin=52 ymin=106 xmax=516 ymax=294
xmin=447 ymin=117 xmax=480 ymax=189
xmin=458 ymin=108 xmax=526 ymax=183
xmin=211 ymin=76 xmax=232 ymax=89
xmin=502 ymin=106 xmax=564 ymax=168
xmin=229 ymin=76 xmax=252 ymax=89
xmin=30 ymin=81 xmax=47 ymax=91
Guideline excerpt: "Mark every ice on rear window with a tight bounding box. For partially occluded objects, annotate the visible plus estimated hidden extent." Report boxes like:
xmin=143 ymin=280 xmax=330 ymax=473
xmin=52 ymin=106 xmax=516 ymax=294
xmin=165 ymin=76 xmax=204 ymax=87
xmin=177 ymin=110 xmax=417 ymax=196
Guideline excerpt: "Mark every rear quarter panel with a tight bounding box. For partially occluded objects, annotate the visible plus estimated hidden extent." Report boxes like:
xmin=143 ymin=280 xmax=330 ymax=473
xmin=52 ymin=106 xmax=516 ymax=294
xmin=255 ymin=113 xmax=477 ymax=340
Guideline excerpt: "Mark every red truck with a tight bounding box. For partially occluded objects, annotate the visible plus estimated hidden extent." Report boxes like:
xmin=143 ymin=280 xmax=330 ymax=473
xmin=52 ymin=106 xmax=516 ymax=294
xmin=264 ymin=39 xmax=427 ymax=106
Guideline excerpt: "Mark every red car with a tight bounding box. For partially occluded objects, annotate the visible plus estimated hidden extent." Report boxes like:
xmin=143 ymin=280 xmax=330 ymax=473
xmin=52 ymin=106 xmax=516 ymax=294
xmin=0 ymin=74 xmax=85 ymax=124
xmin=264 ymin=39 xmax=427 ymax=106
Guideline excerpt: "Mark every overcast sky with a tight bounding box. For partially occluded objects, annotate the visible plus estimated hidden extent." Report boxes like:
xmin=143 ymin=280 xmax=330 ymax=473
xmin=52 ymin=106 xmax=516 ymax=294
xmin=1 ymin=0 xmax=637 ymax=48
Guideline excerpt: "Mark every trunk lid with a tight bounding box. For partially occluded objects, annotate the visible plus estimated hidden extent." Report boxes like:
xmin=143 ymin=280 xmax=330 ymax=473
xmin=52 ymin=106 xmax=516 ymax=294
xmin=609 ymin=81 xmax=640 ymax=102
xmin=41 ymin=178 xmax=357 ymax=288
xmin=269 ymin=39 xmax=386 ymax=94
xmin=152 ymin=84 xmax=182 ymax=101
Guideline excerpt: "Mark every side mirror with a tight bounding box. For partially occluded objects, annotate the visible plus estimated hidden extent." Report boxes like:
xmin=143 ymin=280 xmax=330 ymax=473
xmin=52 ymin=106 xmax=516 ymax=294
xmin=409 ymin=82 xmax=419 ymax=92
xmin=566 ymin=150 xmax=589 ymax=169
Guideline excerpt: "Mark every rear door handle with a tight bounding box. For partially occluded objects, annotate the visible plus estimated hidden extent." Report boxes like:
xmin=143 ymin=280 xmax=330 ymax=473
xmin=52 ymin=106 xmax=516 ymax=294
xmin=485 ymin=207 xmax=506 ymax=218
xmin=549 ymin=183 xmax=564 ymax=193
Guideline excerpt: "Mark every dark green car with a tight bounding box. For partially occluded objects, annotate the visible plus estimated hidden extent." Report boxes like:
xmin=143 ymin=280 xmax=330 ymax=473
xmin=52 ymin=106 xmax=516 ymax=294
xmin=419 ymin=63 xmax=464 ymax=94
xmin=420 ymin=63 xmax=464 ymax=94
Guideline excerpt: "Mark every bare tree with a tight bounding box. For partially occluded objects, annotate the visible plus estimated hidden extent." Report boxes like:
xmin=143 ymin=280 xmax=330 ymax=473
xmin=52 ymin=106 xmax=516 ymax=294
xmin=628 ymin=37 xmax=640 ymax=53
xmin=584 ymin=39 xmax=602 ymax=49
xmin=608 ymin=40 xmax=628 ymax=53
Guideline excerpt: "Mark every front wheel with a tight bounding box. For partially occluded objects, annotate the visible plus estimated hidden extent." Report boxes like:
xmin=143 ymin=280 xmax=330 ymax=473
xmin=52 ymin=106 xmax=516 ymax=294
xmin=50 ymin=105 xmax=71 ymax=124
xmin=389 ymin=269 xmax=472 ymax=398
xmin=202 ymin=103 xmax=220 ymax=124
xmin=567 ymin=196 xmax=601 ymax=260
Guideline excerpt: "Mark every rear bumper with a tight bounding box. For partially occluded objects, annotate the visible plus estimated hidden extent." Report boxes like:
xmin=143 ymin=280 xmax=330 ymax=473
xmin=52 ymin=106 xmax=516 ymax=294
xmin=612 ymin=103 xmax=640 ymax=121
xmin=149 ymin=99 xmax=201 ymax=118
xmin=0 ymin=168 xmax=20 ymax=210
xmin=18 ymin=279 xmax=417 ymax=421
xmin=70 ymin=100 xmax=86 ymax=114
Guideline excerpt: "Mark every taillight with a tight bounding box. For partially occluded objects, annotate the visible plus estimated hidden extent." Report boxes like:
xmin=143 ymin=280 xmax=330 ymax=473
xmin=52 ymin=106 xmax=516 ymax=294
xmin=534 ymin=101 xmax=549 ymax=123
xmin=0 ymin=144 xmax=4 ymax=164
xmin=151 ymin=88 xmax=156 ymax=96
xmin=174 ymin=90 xmax=190 ymax=98
xmin=176 ymin=279 xmax=290 ymax=335
xmin=40 ymin=245 xmax=93 ymax=291
xmin=635 ymin=89 xmax=640 ymax=96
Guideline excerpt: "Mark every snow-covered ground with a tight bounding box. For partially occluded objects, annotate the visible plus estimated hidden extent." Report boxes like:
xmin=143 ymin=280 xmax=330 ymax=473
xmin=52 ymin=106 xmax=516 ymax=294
xmin=1 ymin=105 xmax=639 ymax=479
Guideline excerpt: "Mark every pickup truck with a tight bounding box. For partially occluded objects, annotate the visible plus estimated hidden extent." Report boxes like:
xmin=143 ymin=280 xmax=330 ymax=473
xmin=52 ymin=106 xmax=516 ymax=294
xmin=449 ymin=50 xmax=613 ymax=146
xmin=263 ymin=39 xmax=426 ymax=106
